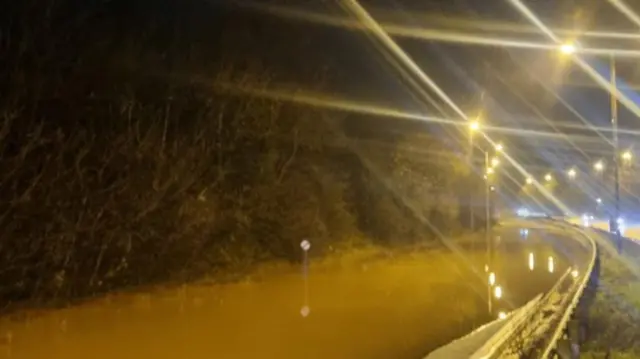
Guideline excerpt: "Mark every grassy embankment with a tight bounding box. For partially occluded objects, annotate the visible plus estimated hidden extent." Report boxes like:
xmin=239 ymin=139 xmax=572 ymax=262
xmin=582 ymin=228 xmax=640 ymax=358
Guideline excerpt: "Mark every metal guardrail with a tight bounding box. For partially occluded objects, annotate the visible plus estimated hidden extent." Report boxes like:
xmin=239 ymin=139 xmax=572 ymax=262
xmin=539 ymin=221 xmax=597 ymax=357
xmin=473 ymin=219 xmax=597 ymax=358
xmin=470 ymin=293 xmax=543 ymax=359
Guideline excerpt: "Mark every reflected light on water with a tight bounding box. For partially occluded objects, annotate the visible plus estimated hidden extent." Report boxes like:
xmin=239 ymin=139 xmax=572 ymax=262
xmin=498 ymin=311 xmax=507 ymax=320
xmin=300 ymin=305 xmax=310 ymax=317
xmin=489 ymin=272 xmax=496 ymax=286
xmin=494 ymin=286 xmax=503 ymax=299
xmin=548 ymin=256 xmax=554 ymax=273
xmin=528 ymin=252 xmax=534 ymax=271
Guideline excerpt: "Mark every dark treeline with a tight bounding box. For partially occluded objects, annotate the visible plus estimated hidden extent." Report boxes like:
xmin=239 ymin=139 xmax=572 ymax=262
xmin=0 ymin=0 xmax=475 ymax=309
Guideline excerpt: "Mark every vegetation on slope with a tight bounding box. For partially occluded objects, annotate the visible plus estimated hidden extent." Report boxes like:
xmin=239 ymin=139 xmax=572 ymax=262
xmin=0 ymin=0 xmax=479 ymax=310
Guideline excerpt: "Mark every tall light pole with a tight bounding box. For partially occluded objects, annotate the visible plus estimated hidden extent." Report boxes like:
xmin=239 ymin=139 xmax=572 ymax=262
xmin=611 ymin=55 xmax=621 ymax=243
xmin=561 ymin=42 xmax=620 ymax=235
xmin=484 ymin=150 xmax=492 ymax=314
xmin=469 ymin=120 xmax=480 ymax=232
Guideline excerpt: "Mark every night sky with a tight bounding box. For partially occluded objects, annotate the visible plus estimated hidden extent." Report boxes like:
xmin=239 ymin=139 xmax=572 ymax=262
xmin=5 ymin=0 xmax=640 ymax=181
xmin=232 ymin=0 xmax=640 ymax=169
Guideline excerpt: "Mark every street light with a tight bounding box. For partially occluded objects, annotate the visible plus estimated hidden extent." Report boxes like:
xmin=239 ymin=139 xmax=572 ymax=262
xmin=560 ymin=43 xmax=576 ymax=55
xmin=491 ymin=157 xmax=500 ymax=167
xmin=594 ymin=160 xmax=604 ymax=172
xmin=544 ymin=173 xmax=552 ymax=182
xmin=596 ymin=197 xmax=602 ymax=204
xmin=558 ymin=38 xmax=621 ymax=252
xmin=487 ymin=167 xmax=495 ymax=175
xmin=622 ymin=150 xmax=632 ymax=161
xmin=526 ymin=177 xmax=533 ymax=185
xmin=495 ymin=143 xmax=504 ymax=152
xmin=468 ymin=119 xmax=480 ymax=233
xmin=567 ymin=168 xmax=577 ymax=179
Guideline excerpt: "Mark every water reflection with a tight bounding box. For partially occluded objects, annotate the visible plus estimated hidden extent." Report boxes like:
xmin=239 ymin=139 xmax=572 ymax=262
xmin=494 ymin=286 xmax=502 ymax=299
xmin=0 ymin=226 xmax=578 ymax=359
xmin=548 ymin=256 xmax=555 ymax=273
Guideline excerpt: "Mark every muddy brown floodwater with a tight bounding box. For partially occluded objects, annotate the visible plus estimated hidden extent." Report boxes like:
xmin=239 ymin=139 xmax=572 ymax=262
xmin=0 ymin=225 xmax=581 ymax=359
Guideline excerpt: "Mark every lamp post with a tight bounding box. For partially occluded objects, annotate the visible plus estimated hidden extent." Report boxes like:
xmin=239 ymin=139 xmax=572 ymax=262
xmin=469 ymin=120 xmax=480 ymax=232
xmin=560 ymin=42 xmax=621 ymax=241
xmin=611 ymin=55 xmax=621 ymax=245
xmin=485 ymin=150 xmax=492 ymax=314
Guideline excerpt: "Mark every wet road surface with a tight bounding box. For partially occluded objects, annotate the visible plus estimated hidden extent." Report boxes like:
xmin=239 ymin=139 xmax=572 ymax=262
xmin=0 ymin=222 xmax=589 ymax=359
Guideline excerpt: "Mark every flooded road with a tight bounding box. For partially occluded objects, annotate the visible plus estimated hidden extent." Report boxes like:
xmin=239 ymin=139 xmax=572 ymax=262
xmin=0 ymin=222 xmax=588 ymax=359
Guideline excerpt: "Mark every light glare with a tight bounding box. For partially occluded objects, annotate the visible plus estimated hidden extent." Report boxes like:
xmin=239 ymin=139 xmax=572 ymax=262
xmin=560 ymin=43 xmax=576 ymax=54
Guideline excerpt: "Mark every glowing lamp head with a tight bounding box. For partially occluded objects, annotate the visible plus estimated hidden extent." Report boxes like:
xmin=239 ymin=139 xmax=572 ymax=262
xmin=594 ymin=161 xmax=604 ymax=171
xmin=560 ymin=43 xmax=576 ymax=54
